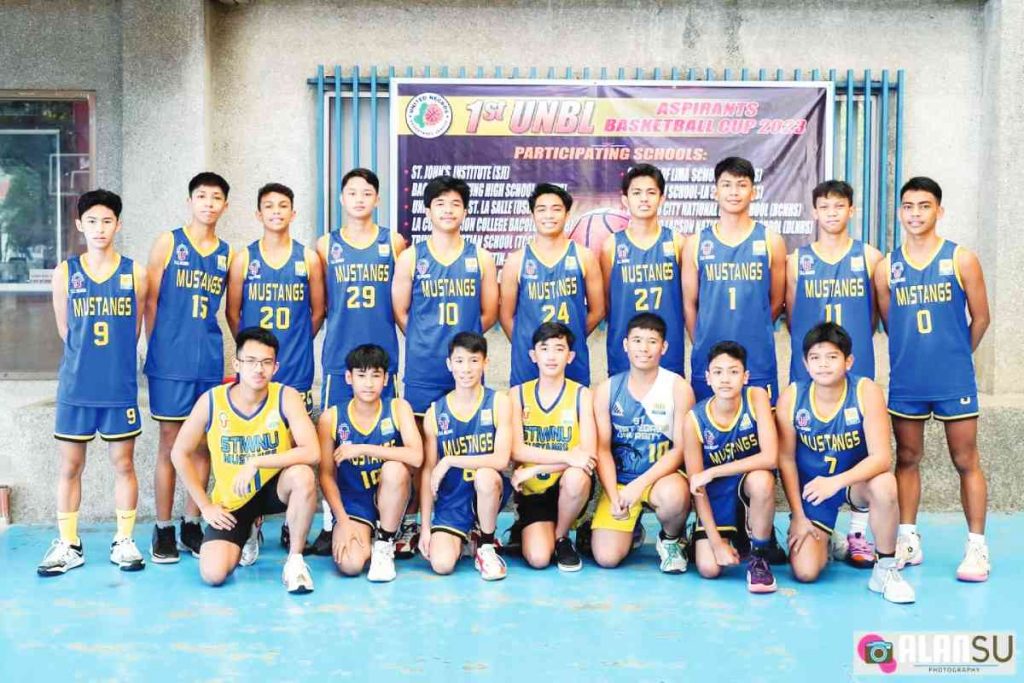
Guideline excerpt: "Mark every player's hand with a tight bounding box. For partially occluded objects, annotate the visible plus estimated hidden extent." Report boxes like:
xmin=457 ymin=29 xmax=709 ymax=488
xmin=802 ymin=476 xmax=841 ymax=507
xmin=231 ymin=461 xmax=258 ymax=499
xmin=333 ymin=443 xmax=358 ymax=464
xmin=787 ymin=515 xmax=820 ymax=555
xmin=566 ymin=449 xmax=596 ymax=474
xmin=418 ymin=526 xmax=431 ymax=559
xmin=201 ymin=503 xmax=236 ymax=531
xmin=609 ymin=493 xmax=630 ymax=520
xmin=689 ymin=469 xmax=714 ymax=496
xmin=511 ymin=466 xmax=535 ymax=492
xmin=712 ymin=538 xmax=740 ymax=567
xmin=617 ymin=481 xmax=642 ymax=511
xmin=430 ymin=461 xmax=450 ymax=498
xmin=331 ymin=517 xmax=364 ymax=565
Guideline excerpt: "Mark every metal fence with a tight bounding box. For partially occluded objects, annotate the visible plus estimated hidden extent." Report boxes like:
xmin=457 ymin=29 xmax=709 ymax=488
xmin=309 ymin=66 xmax=905 ymax=249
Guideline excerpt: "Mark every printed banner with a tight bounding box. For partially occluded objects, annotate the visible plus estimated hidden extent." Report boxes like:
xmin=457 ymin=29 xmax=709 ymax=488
xmin=391 ymin=79 xmax=833 ymax=267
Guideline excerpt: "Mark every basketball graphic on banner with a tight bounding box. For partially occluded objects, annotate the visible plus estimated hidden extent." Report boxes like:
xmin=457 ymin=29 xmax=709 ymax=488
xmin=567 ymin=207 xmax=630 ymax=253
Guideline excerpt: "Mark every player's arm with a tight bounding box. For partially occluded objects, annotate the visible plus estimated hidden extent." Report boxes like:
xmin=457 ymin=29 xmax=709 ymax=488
xmin=391 ymin=246 xmax=414 ymax=334
xmin=144 ymin=231 xmax=173 ymax=341
xmin=681 ymin=234 xmax=699 ymax=341
xmin=241 ymin=387 xmax=319 ymax=471
xmin=625 ymin=376 xmax=695 ymax=493
xmin=497 ymin=248 xmax=522 ymax=340
xmin=51 ymin=261 xmax=69 ymax=342
xmin=338 ymin=399 xmax=423 ymax=467
xmin=864 ymin=243 xmax=884 ymax=329
xmin=775 ymin=385 xmax=818 ymax=550
xmin=873 ymin=253 xmax=891 ymax=330
xmin=170 ymin=391 xmax=218 ymax=514
xmin=133 ymin=262 xmax=149 ymax=339
xmin=478 ymin=247 xmax=499 ymax=332
xmin=682 ymin=412 xmax=724 ymax=545
xmin=316 ymin=407 xmax=349 ymax=523
xmin=957 ymin=246 xmax=991 ymax=351
xmin=305 ymin=247 xmax=326 ymax=336
xmin=599 ymin=237 xmax=614 ymax=313
xmin=444 ymin=391 xmax=512 ymax=472
xmin=418 ymin=406 xmax=438 ymax=541
xmin=391 ymin=230 xmax=408 ymax=259
xmin=784 ymin=252 xmax=797 ymax=331
xmin=581 ymin=245 xmax=606 ymax=334
xmin=592 ymin=379 xmax=619 ymax=500
xmin=225 ymin=248 xmax=248 ymax=335
xmin=768 ymin=231 xmax=787 ymax=322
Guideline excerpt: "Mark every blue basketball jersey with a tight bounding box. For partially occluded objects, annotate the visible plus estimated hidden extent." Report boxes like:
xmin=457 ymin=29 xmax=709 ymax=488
xmin=790 ymin=240 xmax=874 ymax=382
xmin=606 ymin=227 xmax=685 ymax=376
xmin=608 ymin=368 xmax=678 ymax=484
xmin=332 ymin=398 xmax=403 ymax=495
xmin=322 ymin=226 xmax=399 ymax=376
xmin=887 ymin=240 xmax=976 ymax=401
xmin=144 ymin=227 xmax=231 ymax=382
xmin=239 ymin=239 xmax=314 ymax=391
xmin=692 ymin=222 xmax=776 ymax=383
xmin=57 ymin=255 xmax=138 ymax=407
xmin=431 ymin=388 xmax=497 ymax=507
xmin=689 ymin=388 xmax=761 ymax=470
xmin=405 ymin=239 xmax=483 ymax=392
xmin=792 ymin=376 xmax=869 ymax=486
xmin=510 ymin=241 xmax=590 ymax=387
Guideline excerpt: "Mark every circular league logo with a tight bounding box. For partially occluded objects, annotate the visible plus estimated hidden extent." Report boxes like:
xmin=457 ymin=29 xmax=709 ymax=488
xmin=405 ymin=93 xmax=453 ymax=139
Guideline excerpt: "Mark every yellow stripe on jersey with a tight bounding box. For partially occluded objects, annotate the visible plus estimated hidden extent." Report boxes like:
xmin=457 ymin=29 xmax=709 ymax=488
xmin=207 ymin=382 xmax=292 ymax=512
xmin=518 ymin=378 xmax=582 ymax=495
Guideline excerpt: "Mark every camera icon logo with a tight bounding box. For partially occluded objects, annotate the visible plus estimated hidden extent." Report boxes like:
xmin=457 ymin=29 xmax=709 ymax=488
xmin=865 ymin=640 xmax=895 ymax=664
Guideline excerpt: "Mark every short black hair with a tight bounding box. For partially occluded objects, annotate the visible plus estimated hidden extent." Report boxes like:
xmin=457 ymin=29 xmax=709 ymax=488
xmin=625 ymin=312 xmax=666 ymax=341
xmin=900 ymin=176 xmax=942 ymax=205
xmin=424 ymin=175 xmax=470 ymax=207
xmin=346 ymin=343 xmax=390 ymax=372
xmin=532 ymin=321 xmax=576 ymax=348
xmin=449 ymin=331 xmax=487 ymax=357
xmin=188 ymin=172 xmax=230 ymax=198
xmin=236 ymin=326 xmax=279 ymax=356
xmin=811 ymin=180 xmax=853 ymax=205
xmin=342 ymin=168 xmax=380 ymax=193
xmin=708 ymin=340 xmax=747 ymax=368
xmin=714 ymin=156 xmax=756 ymax=183
xmin=77 ymin=189 xmax=122 ymax=219
xmin=528 ymin=183 xmax=573 ymax=212
xmin=621 ymin=163 xmax=665 ymax=195
xmin=802 ymin=321 xmax=852 ymax=358
xmin=257 ymin=182 xmax=294 ymax=208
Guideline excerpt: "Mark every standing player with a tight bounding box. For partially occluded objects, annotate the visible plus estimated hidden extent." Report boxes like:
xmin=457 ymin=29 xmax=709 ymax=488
xmin=510 ymin=322 xmax=596 ymax=571
xmin=786 ymin=180 xmax=882 ymax=567
xmin=144 ymin=172 xmax=233 ymax=563
xmin=590 ymin=313 xmax=694 ymax=572
xmin=418 ymin=333 xmax=512 ymax=580
xmin=317 ymin=344 xmax=422 ymax=582
xmin=683 ymin=156 xmax=786 ymax=402
xmin=38 ymin=190 xmax=149 ymax=576
xmin=170 ymin=327 xmax=319 ymax=593
xmin=501 ymin=183 xmax=604 ymax=388
xmin=601 ymin=164 xmax=685 ymax=377
xmin=777 ymin=323 xmax=915 ymax=603
xmin=684 ymin=342 xmax=779 ymax=593
xmin=312 ymin=168 xmax=406 ymax=554
xmin=876 ymin=177 xmax=991 ymax=581
xmin=392 ymin=175 xmax=499 ymax=554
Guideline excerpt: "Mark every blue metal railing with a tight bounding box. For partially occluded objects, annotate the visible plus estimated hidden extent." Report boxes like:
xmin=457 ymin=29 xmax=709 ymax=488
xmin=310 ymin=66 xmax=905 ymax=249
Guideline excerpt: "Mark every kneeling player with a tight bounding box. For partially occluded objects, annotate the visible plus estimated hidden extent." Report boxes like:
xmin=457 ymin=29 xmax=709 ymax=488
xmin=684 ymin=342 xmax=779 ymax=593
xmin=418 ymin=332 xmax=513 ymax=580
xmin=317 ymin=344 xmax=422 ymax=582
xmin=591 ymin=313 xmax=694 ymax=572
xmin=777 ymin=322 xmax=915 ymax=604
xmin=171 ymin=327 xmax=320 ymax=593
xmin=510 ymin=322 xmax=596 ymax=571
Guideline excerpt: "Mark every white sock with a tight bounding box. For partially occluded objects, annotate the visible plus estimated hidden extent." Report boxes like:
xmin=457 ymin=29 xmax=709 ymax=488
xmin=897 ymin=523 xmax=917 ymax=536
xmin=849 ymin=510 xmax=868 ymax=535
xmin=877 ymin=556 xmax=898 ymax=569
xmin=287 ymin=552 xmax=303 ymax=564
xmin=968 ymin=532 xmax=985 ymax=546
xmin=322 ymin=500 xmax=333 ymax=532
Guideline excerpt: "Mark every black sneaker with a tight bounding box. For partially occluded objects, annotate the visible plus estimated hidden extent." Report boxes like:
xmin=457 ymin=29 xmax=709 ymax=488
xmin=764 ymin=528 xmax=788 ymax=565
xmin=575 ymin=519 xmax=593 ymax=558
xmin=499 ymin=519 xmax=523 ymax=557
xmin=280 ymin=522 xmax=291 ymax=550
xmin=555 ymin=536 xmax=582 ymax=572
xmin=178 ymin=519 xmax=203 ymax=558
xmin=303 ymin=529 xmax=333 ymax=556
xmin=150 ymin=525 xmax=179 ymax=564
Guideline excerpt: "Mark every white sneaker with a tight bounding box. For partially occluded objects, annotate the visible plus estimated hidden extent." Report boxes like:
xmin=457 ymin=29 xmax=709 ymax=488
xmin=282 ymin=555 xmax=314 ymax=594
xmin=956 ymin=541 xmax=990 ymax=582
xmin=474 ymin=543 xmax=507 ymax=581
xmin=896 ymin=530 xmax=923 ymax=567
xmin=655 ymin=535 xmax=687 ymax=574
xmin=367 ymin=540 xmax=397 ymax=582
xmin=829 ymin=529 xmax=849 ymax=562
xmin=109 ymin=537 xmax=146 ymax=572
xmin=239 ymin=523 xmax=263 ymax=567
xmin=868 ymin=559 xmax=916 ymax=604
xmin=37 ymin=538 xmax=85 ymax=576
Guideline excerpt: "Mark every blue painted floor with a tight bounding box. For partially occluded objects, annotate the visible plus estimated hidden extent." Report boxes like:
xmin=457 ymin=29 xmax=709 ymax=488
xmin=0 ymin=512 xmax=1019 ymax=682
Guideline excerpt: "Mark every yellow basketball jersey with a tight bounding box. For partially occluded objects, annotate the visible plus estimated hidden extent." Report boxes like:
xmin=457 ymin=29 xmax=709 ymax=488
xmin=518 ymin=378 xmax=582 ymax=495
xmin=207 ymin=382 xmax=292 ymax=511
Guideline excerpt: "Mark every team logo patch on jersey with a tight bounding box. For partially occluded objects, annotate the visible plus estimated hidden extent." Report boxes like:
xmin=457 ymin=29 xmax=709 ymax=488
xmin=799 ymin=254 xmax=815 ymax=275
xmin=175 ymin=244 xmax=189 ymax=263
xmin=465 ymin=257 xmax=479 ymax=273
xmin=740 ymin=413 xmax=753 ymax=431
xmin=565 ymin=255 xmax=579 ymax=271
xmin=218 ymin=411 xmax=229 ymax=429
xmin=703 ymin=429 xmax=717 ymax=449
xmin=796 ymin=408 xmax=812 ymax=430
xmin=844 ymin=407 xmax=860 ymax=425
xmin=890 ymin=261 xmax=904 ymax=284
xmin=378 ymin=243 xmax=391 ymax=257
xmin=266 ymin=414 xmax=280 ymax=431
xmin=752 ymin=240 xmax=767 ymax=256
xmin=850 ymin=256 xmax=865 ymax=272
xmin=330 ymin=242 xmax=343 ymax=263
xmin=248 ymin=260 xmax=262 ymax=278
xmin=70 ymin=272 xmax=86 ymax=292
xmin=561 ymin=409 xmax=576 ymax=426
xmin=523 ymin=259 xmax=538 ymax=279
xmin=939 ymin=258 xmax=954 ymax=276
xmin=295 ymin=261 xmax=307 ymax=277
xmin=416 ymin=258 xmax=430 ymax=277
xmin=380 ymin=417 xmax=394 ymax=435
xmin=338 ymin=422 xmax=351 ymax=444
xmin=616 ymin=243 xmax=630 ymax=264
xmin=651 ymin=401 xmax=667 ymax=416
xmin=700 ymin=240 xmax=715 ymax=260
xmin=119 ymin=274 xmax=134 ymax=290
xmin=662 ymin=241 xmax=675 ymax=258
xmin=480 ymin=408 xmax=493 ymax=426
xmin=437 ymin=412 xmax=451 ymax=434
xmin=611 ymin=401 xmax=625 ymax=417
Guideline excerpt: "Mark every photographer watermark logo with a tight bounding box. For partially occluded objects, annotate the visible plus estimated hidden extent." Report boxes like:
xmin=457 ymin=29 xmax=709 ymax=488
xmin=854 ymin=631 xmax=1015 ymax=676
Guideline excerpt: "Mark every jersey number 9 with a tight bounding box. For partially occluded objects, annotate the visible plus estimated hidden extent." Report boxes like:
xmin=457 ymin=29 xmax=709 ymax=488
xmin=93 ymin=321 xmax=109 ymax=346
